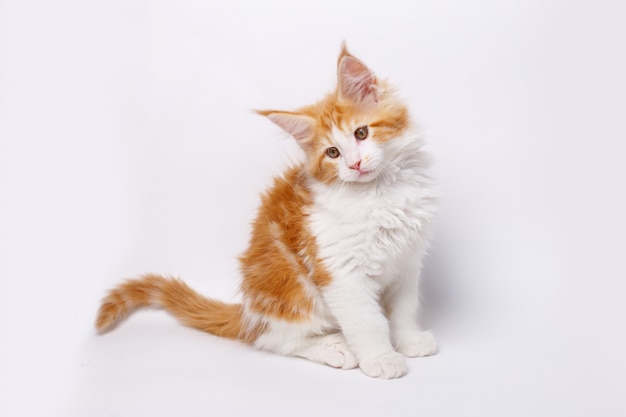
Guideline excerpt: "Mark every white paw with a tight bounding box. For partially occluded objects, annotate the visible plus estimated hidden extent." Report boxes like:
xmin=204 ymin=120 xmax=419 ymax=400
xmin=323 ymin=339 xmax=359 ymax=369
xmin=395 ymin=330 xmax=438 ymax=358
xmin=308 ymin=334 xmax=358 ymax=369
xmin=359 ymin=351 xmax=407 ymax=379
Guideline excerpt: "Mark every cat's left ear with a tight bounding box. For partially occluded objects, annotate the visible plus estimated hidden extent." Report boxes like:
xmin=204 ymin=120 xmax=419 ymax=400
xmin=256 ymin=110 xmax=315 ymax=145
xmin=337 ymin=44 xmax=378 ymax=104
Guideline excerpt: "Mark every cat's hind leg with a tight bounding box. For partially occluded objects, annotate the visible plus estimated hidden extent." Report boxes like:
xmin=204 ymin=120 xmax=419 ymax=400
xmin=293 ymin=333 xmax=359 ymax=369
xmin=253 ymin=322 xmax=358 ymax=370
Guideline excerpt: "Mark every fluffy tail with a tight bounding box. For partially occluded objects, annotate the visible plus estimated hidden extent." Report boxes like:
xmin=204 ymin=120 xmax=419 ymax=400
xmin=95 ymin=274 xmax=243 ymax=340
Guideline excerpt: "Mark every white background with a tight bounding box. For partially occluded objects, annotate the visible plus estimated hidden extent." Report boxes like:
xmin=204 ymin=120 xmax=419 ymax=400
xmin=1 ymin=1 xmax=625 ymax=416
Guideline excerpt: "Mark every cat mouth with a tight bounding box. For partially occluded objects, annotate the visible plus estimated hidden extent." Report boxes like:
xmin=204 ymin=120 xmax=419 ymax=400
xmin=358 ymin=164 xmax=379 ymax=175
xmin=355 ymin=168 xmax=377 ymax=180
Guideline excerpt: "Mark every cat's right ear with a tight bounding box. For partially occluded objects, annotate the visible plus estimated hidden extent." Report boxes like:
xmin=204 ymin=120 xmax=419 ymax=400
xmin=337 ymin=43 xmax=378 ymax=104
xmin=256 ymin=110 xmax=315 ymax=144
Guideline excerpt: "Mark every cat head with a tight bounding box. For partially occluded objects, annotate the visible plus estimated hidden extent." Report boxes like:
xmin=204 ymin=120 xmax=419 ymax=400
xmin=258 ymin=44 xmax=412 ymax=185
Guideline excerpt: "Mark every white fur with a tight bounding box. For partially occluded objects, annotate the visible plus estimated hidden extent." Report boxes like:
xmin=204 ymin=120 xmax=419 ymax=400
xmin=251 ymin=125 xmax=438 ymax=379
xmin=310 ymin=127 xmax=437 ymax=378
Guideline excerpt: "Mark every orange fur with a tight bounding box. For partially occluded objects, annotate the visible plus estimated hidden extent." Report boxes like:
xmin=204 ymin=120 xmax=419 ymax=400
xmin=96 ymin=274 xmax=248 ymax=340
xmin=239 ymin=166 xmax=331 ymax=321
xmin=95 ymin=167 xmax=330 ymax=338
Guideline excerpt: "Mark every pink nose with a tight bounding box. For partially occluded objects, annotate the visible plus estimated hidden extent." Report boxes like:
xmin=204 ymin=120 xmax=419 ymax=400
xmin=349 ymin=160 xmax=361 ymax=170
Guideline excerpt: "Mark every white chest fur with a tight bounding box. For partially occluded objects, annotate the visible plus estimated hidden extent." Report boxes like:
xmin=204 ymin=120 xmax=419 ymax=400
xmin=308 ymin=156 xmax=437 ymax=285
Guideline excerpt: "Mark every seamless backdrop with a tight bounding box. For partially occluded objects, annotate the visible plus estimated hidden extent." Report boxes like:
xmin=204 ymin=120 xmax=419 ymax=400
xmin=1 ymin=1 xmax=625 ymax=416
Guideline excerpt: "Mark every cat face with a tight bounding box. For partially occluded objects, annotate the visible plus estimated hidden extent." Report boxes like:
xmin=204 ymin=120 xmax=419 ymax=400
xmin=324 ymin=123 xmax=382 ymax=184
xmin=258 ymin=44 xmax=410 ymax=185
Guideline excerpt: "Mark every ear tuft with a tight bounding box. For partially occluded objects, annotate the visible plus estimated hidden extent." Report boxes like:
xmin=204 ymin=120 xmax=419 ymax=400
xmin=256 ymin=110 xmax=314 ymax=142
xmin=337 ymin=45 xmax=377 ymax=103
xmin=338 ymin=41 xmax=351 ymax=63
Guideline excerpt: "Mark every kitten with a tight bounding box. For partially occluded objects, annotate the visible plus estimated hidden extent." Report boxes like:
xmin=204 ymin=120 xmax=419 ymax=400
xmin=96 ymin=44 xmax=438 ymax=379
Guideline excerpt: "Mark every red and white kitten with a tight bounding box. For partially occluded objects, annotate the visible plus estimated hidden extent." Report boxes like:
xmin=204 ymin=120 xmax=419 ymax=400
xmin=96 ymin=44 xmax=438 ymax=379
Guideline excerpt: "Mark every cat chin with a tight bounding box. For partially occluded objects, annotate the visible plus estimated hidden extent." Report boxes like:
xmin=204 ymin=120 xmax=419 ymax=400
xmin=341 ymin=170 xmax=379 ymax=184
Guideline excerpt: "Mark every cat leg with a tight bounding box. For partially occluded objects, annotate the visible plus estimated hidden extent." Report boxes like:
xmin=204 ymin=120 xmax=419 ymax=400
xmin=322 ymin=276 xmax=407 ymax=379
xmin=253 ymin=321 xmax=358 ymax=369
xmin=384 ymin=260 xmax=438 ymax=358
xmin=292 ymin=333 xmax=359 ymax=369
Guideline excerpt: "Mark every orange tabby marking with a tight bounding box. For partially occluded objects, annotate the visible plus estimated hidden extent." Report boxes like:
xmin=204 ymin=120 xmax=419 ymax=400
xmin=239 ymin=166 xmax=331 ymax=321
xmin=96 ymin=274 xmax=244 ymax=340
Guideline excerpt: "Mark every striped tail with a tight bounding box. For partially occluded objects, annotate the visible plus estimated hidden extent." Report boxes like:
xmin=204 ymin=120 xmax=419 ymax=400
xmin=95 ymin=273 xmax=243 ymax=340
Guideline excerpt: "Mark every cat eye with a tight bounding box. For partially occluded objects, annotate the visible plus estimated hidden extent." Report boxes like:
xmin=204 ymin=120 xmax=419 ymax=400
xmin=326 ymin=147 xmax=340 ymax=158
xmin=354 ymin=126 xmax=368 ymax=140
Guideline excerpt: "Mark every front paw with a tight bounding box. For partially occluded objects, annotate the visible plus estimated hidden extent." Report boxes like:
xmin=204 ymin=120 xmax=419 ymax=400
xmin=359 ymin=351 xmax=407 ymax=379
xmin=395 ymin=330 xmax=438 ymax=358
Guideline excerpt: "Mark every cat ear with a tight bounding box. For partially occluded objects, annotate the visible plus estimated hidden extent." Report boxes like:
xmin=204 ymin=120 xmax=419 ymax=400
xmin=337 ymin=44 xmax=378 ymax=103
xmin=256 ymin=110 xmax=315 ymax=143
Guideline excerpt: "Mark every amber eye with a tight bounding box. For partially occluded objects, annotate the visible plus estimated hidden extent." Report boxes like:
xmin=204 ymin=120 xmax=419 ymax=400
xmin=354 ymin=126 xmax=368 ymax=140
xmin=326 ymin=147 xmax=340 ymax=158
